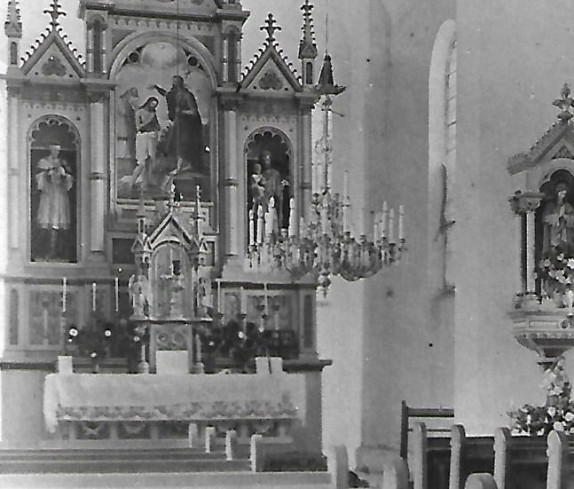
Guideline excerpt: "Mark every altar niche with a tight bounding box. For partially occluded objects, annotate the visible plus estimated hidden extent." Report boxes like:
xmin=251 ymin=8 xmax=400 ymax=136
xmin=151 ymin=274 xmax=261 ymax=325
xmin=245 ymin=129 xmax=292 ymax=244
xmin=535 ymin=170 xmax=574 ymax=297
xmin=29 ymin=116 xmax=79 ymax=263
xmin=114 ymin=40 xmax=213 ymax=203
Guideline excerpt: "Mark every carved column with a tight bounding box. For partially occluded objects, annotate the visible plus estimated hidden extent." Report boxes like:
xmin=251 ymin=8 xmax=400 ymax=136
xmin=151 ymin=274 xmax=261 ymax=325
xmin=8 ymin=88 xmax=20 ymax=250
xmin=88 ymin=92 xmax=107 ymax=257
xmin=223 ymin=106 xmax=240 ymax=257
xmin=508 ymin=191 xmax=543 ymax=295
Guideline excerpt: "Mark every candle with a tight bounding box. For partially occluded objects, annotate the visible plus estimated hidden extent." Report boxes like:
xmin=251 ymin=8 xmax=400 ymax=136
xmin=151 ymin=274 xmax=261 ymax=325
xmin=264 ymin=283 xmax=268 ymax=312
xmin=62 ymin=277 xmax=67 ymax=313
xmin=92 ymin=282 xmax=97 ymax=312
xmin=381 ymin=202 xmax=388 ymax=239
xmin=196 ymin=334 xmax=202 ymax=364
xmin=114 ymin=277 xmax=119 ymax=312
xmin=343 ymin=170 xmax=349 ymax=200
xmin=388 ymin=208 xmax=395 ymax=243
xmin=249 ymin=209 xmax=255 ymax=246
xmin=217 ymin=281 xmax=222 ymax=318
xmin=398 ymin=205 xmax=404 ymax=241
xmin=240 ymin=286 xmax=246 ymax=314
xmin=288 ymin=198 xmax=296 ymax=237
xmin=257 ymin=207 xmax=265 ymax=245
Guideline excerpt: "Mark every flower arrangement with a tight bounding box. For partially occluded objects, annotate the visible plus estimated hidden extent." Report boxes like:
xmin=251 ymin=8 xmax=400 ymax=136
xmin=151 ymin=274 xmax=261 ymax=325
xmin=510 ymin=358 xmax=574 ymax=435
xmin=537 ymin=253 xmax=574 ymax=296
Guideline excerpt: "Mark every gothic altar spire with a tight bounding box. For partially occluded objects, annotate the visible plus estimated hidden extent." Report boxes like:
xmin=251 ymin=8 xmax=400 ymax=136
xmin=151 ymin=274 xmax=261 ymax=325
xmin=315 ymin=53 xmax=345 ymax=96
xmin=553 ymin=83 xmax=574 ymax=124
xmin=298 ymin=0 xmax=317 ymax=60
xmin=44 ymin=0 xmax=66 ymax=30
xmin=260 ymin=13 xmax=281 ymax=45
xmin=4 ymin=0 xmax=22 ymax=39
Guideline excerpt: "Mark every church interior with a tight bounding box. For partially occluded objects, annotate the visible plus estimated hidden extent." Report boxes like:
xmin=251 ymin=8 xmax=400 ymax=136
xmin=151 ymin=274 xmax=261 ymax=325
xmin=3 ymin=0 xmax=574 ymax=488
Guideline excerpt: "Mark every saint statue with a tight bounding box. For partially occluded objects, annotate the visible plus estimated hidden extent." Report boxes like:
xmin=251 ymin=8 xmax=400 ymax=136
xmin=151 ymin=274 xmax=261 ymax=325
xmin=35 ymin=144 xmax=73 ymax=260
xmin=542 ymin=183 xmax=574 ymax=258
xmin=117 ymin=87 xmax=139 ymax=159
xmin=259 ymin=150 xmax=289 ymax=230
xmin=129 ymin=96 xmax=161 ymax=190
xmin=152 ymin=75 xmax=205 ymax=176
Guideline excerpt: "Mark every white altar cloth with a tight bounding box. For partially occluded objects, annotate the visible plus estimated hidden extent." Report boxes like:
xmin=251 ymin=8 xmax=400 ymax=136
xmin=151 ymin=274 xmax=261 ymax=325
xmin=44 ymin=372 xmax=304 ymax=433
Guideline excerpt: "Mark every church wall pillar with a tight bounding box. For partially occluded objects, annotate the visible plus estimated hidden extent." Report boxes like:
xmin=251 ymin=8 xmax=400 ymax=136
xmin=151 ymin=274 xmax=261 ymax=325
xmin=223 ymin=109 xmax=240 ymax=257
xmin=88 ymin=97 xmax=106 ymax=257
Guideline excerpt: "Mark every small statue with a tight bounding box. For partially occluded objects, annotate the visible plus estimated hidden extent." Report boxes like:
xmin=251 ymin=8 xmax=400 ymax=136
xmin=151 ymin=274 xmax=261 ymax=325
xmin=542 ymin=183 xmax=574 ymax=258
xmin=541 ymin=357 xmax=571 ymax=407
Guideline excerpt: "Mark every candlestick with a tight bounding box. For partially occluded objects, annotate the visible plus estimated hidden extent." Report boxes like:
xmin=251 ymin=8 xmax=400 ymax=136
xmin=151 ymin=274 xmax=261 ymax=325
xmin=62 ymin=277 xmax=67 ymax=313
xmin=92 ymin=282 xmax=97 ymax=312
xmin=114 ymin=277 xmax=119 ymax=312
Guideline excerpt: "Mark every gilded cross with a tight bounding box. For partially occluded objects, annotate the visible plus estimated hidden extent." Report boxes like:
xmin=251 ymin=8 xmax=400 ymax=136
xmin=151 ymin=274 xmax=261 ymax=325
xmin=260 ymin=14 xmax=281 ymax=44
xmin=44 ymin=0 xmax=66 ymax=29
xmin=553 ymin=83 xmax=574 ymax=122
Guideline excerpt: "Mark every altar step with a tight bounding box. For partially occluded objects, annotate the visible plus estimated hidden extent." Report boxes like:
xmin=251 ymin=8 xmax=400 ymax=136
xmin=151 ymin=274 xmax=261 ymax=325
xmin=0 ymin=447 xmax=251 ymax=474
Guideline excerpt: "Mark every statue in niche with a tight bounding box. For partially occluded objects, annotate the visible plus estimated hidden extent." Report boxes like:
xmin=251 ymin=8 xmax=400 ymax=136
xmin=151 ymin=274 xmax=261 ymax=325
xmin=542 ymin=182 xmax=574 ymax=258
xmin=128 ymin=273 xmax=152 ymax=318
xmin=123 ymin=96 xmax=161 ymax=192
xmin=259 ymin=150 xmax=289 ymax=230
xmin=35 ymin=144 xmax=73 ymax=260
xmin=152 ymin=75 xmax=206 ymax=176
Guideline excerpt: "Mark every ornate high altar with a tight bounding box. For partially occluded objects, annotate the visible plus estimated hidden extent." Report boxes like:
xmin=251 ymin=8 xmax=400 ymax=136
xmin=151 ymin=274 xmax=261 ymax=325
xmin=0 ymin=0 xmax=405 ymax=477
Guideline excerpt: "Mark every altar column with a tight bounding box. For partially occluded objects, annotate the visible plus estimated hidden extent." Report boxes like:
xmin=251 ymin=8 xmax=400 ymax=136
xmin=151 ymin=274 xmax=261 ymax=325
xmin=223 ymin=107 xmax=240 ymax=257
xmin=300 ymin=110 xmax=313 ymax=223
xmin=508 ymin=191 xmax=543 ymax=296
xmin=88 ymin=93 xmax=107 ymax=258
xmin=8 ymin=88 xmax=20 ymax=250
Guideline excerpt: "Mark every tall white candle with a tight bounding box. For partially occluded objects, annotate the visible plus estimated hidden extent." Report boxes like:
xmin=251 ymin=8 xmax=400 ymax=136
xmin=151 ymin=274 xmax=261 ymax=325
xmin=288 ymin=198 xmax=296 ymax=237
xmin=196 ymin=333 xmax=202 ymax=364
xmin=264 ymin=283 xmax=268 ymax=312
xmin=343 ymin=170 xmax=349 ymax=200
xmin=114 ymin=277 xmax=119 ymax=312
xmin=240 ymin=286 xmax=246 ymax=314
xmin=217 ymin=281 xmax=222 ymax=317
xmin=257 ymin=207 xmax=265 ymax=245
xmin=249 ymin=209 xmax=255 ymax=246
xmin=382 ymin=201 xmax=388 ymax=239
xmin=388 ymin=208 xmax=395 ymax=243
xmin=62 ymin=277 xmax=67 ymax=313
xmin=92 ymin=282 xmax=97 ymax=312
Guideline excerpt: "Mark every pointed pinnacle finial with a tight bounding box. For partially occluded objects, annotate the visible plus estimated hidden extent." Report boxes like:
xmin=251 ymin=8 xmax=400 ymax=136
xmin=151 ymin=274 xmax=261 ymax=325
xmin=299 ymin=0 xmax=317 ymax=60
xmin=260 ymin=13 xmax=281 ymax=45
xmin=315 ymin=53 xmax=345 ymax=96
xmin=5 ymin=0 xmax=22 ymax=39
xmin=44 ymin=0 xmax=66 ymax=30
xmin=553 ymin=83 xmax=574 ymax=123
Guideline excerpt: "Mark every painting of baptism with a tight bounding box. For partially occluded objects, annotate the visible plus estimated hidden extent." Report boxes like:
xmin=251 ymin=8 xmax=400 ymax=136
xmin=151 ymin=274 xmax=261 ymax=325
xmin=115 ymin=41 xmax=212 ymax=201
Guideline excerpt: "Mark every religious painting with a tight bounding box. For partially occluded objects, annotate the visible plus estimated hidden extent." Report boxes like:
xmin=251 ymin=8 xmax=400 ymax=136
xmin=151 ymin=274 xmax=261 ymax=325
xmin=245 ymin=129 xmax=292 ymax=244
xmin=30 ymin=116 xmax=79 ymax=263
xmin=114 ymin=41 xmax=212 ymax=202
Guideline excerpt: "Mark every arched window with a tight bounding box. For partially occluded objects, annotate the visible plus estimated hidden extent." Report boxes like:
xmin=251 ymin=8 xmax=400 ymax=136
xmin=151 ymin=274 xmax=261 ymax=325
xmin=305 ymin=61 xmax=314 ymax=85
xmin=9 ymin=42 xmax=18 ymax=66
xmin=92 ymin=19 xmax=104 ymax=73
xmin=428 ymin=19 xmax=456 ymax=292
